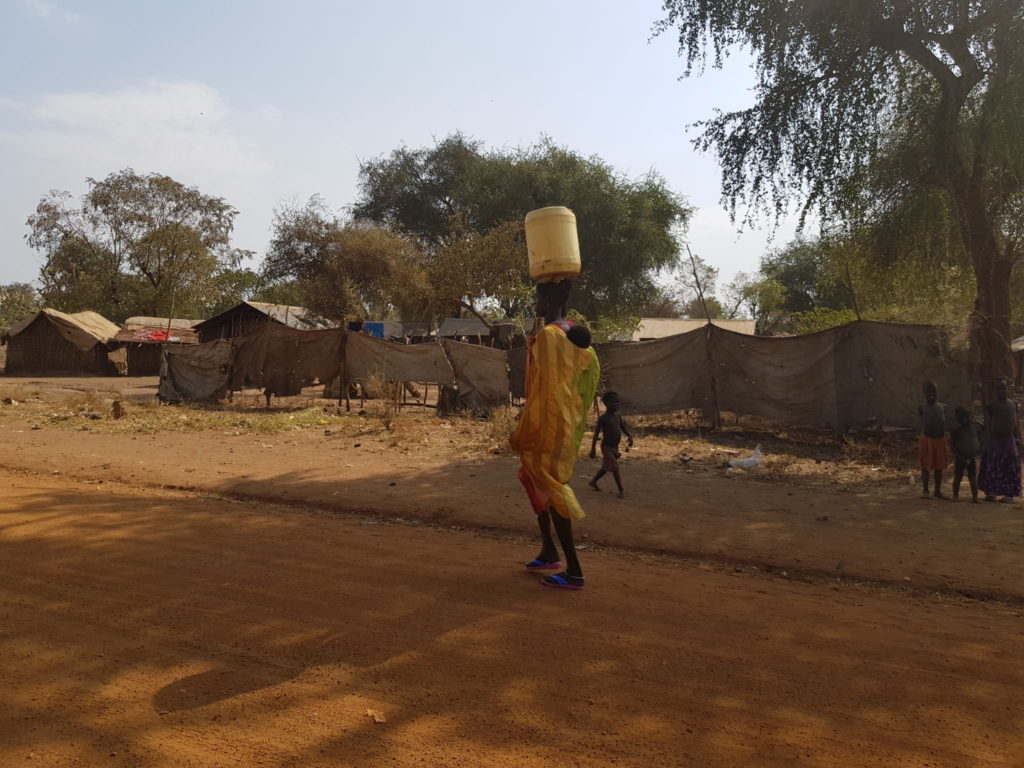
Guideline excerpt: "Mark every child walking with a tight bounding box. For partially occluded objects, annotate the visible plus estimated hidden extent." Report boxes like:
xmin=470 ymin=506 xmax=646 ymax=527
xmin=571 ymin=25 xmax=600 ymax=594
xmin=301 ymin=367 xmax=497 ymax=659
xmin=950 ymin=406 xmax=983 ymax=503
xmin=917 ymin=380 xmax=948 ymax=499
xmin=979 ymin=378 xmax=1022 ymax=503
xmin=589 ymin=391 xmax=633 ymax=498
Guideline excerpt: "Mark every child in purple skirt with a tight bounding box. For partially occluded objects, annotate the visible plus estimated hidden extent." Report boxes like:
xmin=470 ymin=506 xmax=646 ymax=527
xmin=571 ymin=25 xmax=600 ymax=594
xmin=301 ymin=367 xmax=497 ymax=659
xmin=979 ymin=379 xmax=1022 ymax=503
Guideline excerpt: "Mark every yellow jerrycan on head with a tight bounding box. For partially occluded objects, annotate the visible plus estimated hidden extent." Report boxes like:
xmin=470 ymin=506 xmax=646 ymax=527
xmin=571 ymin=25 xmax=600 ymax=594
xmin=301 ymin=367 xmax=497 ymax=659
xmin=525 ymin=206 xmax=581 ymax=283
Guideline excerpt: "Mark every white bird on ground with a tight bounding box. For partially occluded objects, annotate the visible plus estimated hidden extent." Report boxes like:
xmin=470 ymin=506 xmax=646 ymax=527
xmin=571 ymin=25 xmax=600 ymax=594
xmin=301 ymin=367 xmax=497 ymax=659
xmin=727 ymin=445 xmax=763 ymax=472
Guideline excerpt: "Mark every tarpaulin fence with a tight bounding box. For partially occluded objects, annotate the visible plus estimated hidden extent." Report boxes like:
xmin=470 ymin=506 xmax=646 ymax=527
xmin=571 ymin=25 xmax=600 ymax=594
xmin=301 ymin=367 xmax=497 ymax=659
xmin=161 ymin=325 xmax=503 ymax=411
xmin=596 ymin=321 xmax=968 ymax=433
xmin=161 ymin=320 xmax=968 ymax=432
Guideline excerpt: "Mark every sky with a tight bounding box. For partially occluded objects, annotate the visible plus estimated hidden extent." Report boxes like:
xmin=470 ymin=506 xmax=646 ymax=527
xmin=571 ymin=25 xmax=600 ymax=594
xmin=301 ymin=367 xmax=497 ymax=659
xmin=0 ymin=0 xmax=799 ymax=295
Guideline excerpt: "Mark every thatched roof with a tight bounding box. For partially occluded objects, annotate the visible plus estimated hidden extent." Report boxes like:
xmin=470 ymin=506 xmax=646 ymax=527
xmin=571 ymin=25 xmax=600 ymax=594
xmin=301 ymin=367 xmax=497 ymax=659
xmin=123 ymin=316 xmax=198 ymax=330
xmin=192 ymin=301 xmax=331 ymax=332
xmin=3 ymin=309 xmax=120 ymax=352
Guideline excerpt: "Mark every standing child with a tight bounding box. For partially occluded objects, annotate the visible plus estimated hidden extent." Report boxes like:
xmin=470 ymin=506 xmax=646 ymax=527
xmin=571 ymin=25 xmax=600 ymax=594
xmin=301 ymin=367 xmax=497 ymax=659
xmin=588 ymin=391 xmax=634 ymax=498
xmin=950 ymin=406 xmax=983 ymax=503
xmin=918 ymin=380 xmax=948 ymax=499
xmin=979 ymin=378 xmax=1022 ymax=503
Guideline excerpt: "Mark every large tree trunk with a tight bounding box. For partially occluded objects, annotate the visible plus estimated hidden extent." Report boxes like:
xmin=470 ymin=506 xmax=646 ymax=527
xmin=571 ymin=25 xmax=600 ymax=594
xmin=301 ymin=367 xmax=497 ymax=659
xmin=966 ymin=190 xmax=1015 ymax=402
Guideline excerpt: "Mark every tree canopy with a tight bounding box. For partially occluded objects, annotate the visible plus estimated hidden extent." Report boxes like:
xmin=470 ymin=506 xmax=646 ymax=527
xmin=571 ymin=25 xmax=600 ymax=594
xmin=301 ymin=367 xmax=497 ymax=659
xmin=263 ymin=197 xmax=431 ymax=323
xmin=27 ymin=170 xmax=251 ymax=321
xmin=0 ymin=283 xmax=40 ymax=330
xmin=353 ymin=134 xmax=693 ymax=319
xmin=657 ymin=1 xmax=1024 ymax=388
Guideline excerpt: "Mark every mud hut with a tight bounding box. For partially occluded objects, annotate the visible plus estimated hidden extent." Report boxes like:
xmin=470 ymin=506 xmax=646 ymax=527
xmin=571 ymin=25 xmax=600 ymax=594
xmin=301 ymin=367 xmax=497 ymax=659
xmin=113 ymin=317 xmax=199 ymax=375
xmin=192 ymin=301 xmax=330 ymax=343
xmin=2 ymin=309 xmax=121 ymax=375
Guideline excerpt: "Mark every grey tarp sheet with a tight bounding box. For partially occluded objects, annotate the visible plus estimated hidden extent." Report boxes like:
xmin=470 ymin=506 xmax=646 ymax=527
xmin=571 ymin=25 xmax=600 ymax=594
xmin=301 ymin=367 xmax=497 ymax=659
xmin=230 ymin=324 xmax=344 ymax=395
xmin=442 ymin=340 xmax=509 ymax=410
xmin=596 ymin=329 xmax=712 ymax=414
xmin=344 ymin=333 xmax=455 ymax=386
xmin=713 ymin=326 xmax=838 ymax=428
xmin=832 ymin=322 xmax=968 ymax=431
xmin=159 ymin=339 xmax=233 ymax=402
xmin=595 ymin=322 xmax=968 ymax=432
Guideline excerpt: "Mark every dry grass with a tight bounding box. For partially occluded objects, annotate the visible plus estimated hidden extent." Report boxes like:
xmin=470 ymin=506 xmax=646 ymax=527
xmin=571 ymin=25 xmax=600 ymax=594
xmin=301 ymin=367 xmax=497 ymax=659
xmin=0 ymin=378 xmax=924 ymax=493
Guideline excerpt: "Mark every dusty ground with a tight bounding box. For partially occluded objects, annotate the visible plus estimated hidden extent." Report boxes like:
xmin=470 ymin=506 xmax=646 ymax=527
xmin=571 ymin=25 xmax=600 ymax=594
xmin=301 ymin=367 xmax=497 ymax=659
xmin=1 ymin=376 xmax=1023 ymax=766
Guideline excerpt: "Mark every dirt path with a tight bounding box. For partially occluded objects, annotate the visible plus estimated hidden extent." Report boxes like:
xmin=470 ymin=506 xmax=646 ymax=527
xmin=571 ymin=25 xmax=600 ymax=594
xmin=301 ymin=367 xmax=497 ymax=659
xmin=1 ymin=421 xmax=1022 ymax=602
xmin=1 ymin=469 xmax=1022 ymax=767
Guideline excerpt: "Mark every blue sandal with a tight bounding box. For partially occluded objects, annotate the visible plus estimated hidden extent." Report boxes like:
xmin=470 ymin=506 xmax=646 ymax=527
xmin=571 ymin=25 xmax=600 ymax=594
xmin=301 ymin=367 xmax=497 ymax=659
xmin=525 ymin=558 xmax=562 ymax=572
xmin=540 ymin=572 xmax=584 ymax=590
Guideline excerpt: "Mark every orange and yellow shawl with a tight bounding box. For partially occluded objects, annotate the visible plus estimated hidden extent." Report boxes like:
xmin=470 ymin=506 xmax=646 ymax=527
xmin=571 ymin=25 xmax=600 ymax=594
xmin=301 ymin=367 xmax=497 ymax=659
xmin=509 ymin=322 xmax=600 ymax=520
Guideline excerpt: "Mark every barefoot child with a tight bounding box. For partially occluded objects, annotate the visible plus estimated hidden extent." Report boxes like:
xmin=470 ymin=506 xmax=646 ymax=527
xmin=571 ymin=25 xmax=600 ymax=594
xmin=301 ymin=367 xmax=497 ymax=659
xmin=979 ymin=379 xmax=1022 ymax=503
xmin=509 ymin=280 xmax=600 ymax=590
xmin=950 ymin=406 xmax=983 ymax=503
xmin=589 ymin=391 xmax=633 ymax=498
xmin=918 ymin=381 xmax=948 ymax=499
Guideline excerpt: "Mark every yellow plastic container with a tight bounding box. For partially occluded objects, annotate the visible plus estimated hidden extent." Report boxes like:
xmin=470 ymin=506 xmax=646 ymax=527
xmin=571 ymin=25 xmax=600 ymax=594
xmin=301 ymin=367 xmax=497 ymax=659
xmin=525 ymin=206 xmax=581 ymax=283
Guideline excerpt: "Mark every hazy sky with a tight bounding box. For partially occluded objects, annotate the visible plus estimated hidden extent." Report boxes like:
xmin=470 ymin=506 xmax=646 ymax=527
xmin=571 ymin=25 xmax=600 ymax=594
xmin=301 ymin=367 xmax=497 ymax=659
xmin=0 ymin=0 xmax=798 ymax=292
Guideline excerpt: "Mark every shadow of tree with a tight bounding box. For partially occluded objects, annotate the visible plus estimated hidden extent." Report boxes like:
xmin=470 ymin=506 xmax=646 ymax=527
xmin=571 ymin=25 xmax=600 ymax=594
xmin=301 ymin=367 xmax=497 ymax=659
xmin=2 ymin=481 xmax=1023 ymax=766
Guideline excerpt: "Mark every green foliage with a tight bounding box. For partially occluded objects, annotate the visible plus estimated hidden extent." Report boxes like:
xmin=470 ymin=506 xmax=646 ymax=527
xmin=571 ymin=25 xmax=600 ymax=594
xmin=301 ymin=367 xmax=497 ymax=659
xmin=566 ymin=309 xmax=640 ymax=344
xmin=636 ymin=286 xmax=683 ymax=318
xmin=793 ymin=308 xmax=859 ymax=335
xmin=354 ymin=134 xmax=692 ymax=319
xmin=761 ymin=239 xmax=847 ymax=314
xmin=427 ymin=220 xmax=532 ymax=321
xmin=263 ymin=197 xmax=431 ymax=322
xmin=0 ymin=283 xmax=40 ymax=329
xmin=680 ymin=296 xmax=724 ymax=320
xmin=656 ymin=2 xmax=1024 ymax=382
xmin=724 ymin=274 xmax=789 ymax=334
xmin=27 ymin=170 xmax=247 ymax=321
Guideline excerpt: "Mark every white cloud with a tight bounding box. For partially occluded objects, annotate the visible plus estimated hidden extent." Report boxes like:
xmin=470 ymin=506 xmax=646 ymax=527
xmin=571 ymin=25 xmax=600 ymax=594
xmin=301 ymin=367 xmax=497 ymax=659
xmin=25 ymin=0 xmax=54 ymax=18
xmin=2 ymin=81 xmax=271 ymax=183
xmin=23 ymin=0 xmax=79 ymax=22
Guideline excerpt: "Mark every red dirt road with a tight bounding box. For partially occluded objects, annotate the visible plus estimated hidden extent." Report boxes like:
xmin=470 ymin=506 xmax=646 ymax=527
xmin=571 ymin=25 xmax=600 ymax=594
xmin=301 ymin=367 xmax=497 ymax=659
xmin=1 ymin=421 xmax=1022 ymax=602
xmin=2 ymin=470 xmax=1023 ymax=767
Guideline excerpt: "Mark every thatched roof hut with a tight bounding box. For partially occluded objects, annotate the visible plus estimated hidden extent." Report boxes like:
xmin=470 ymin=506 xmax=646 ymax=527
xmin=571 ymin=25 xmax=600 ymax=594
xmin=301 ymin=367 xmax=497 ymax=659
xmin=113 ymin=318 xmax=199 ymax=376
xmin=192 ymin=301 xmax=330 ymax=344
xmin=2 ymin=309 xmax=121 ymax=375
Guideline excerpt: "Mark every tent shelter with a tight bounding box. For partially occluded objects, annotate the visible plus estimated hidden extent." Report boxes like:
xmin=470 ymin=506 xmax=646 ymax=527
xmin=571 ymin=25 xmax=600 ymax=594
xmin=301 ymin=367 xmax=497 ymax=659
xmin=436 ymin=318 xmax=520 ymax=348
xmin=631 ymin=318 xmax=756 ymax=341
xmin=192 ymin=301 xmax=330 ymax=344
xmin=2 ymin=309 xmax=121 ymax=375
xmin=113 ymin=317 xmax=199 ymax=375
xmin=349 ymin=321 xmax=432 ymax=342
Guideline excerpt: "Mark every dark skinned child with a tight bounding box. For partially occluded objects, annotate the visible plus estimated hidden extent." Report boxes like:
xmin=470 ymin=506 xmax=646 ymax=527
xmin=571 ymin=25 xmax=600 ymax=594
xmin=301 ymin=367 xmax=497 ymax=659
xmin=588 ymin=391 xmax=633 ymax=498
xmin=950 ymin=406 xmax=983 ymax=503
xmin=979 ymin=378 xmax=1023 ymax=503
xmin=917 ymin=380 xmax=948 ymax=499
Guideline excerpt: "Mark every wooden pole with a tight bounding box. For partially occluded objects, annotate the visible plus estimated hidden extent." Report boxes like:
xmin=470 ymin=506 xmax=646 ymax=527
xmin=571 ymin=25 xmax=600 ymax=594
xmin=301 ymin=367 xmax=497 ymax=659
xmin=686 ymin=244 xmax=720 ymax=429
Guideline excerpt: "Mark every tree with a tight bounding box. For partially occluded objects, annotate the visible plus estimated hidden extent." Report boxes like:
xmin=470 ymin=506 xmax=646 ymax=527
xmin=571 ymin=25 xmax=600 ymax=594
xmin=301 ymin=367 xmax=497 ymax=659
xmin=263 ymin=197 xmax=431 ymax=323
xmin=354 ymin=135 xmax=693 ymax=319
xmin=637 ymin=286 xmax=684 ymax=318
xmin=675 ymin=251 xmax=721 ymax=319
xmin=0 ymin=283 xmax=40 ymax=329
xmin=680 ymin=295 xmax=724 ymax=320
xmin=760 ymin=239 xmax=848 ymax=315
xmin=723 ymin=273 xmax=789 ymax=334
xmin=27 ymin=170 xmax=247 ymax=320
xmin=425 ymin=220 xmax=533 ymax=324
xmin=657 ymin=1 xmax=1024 ymax=390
